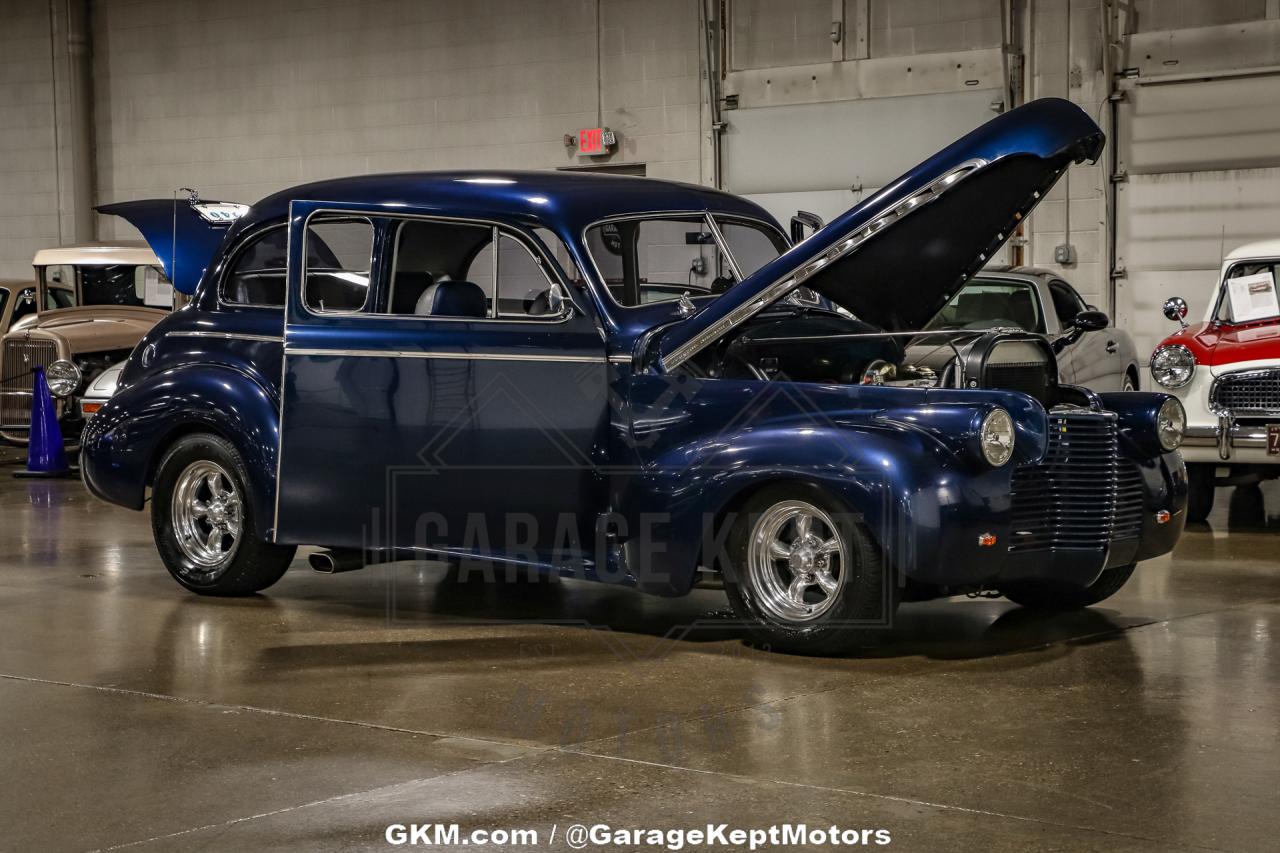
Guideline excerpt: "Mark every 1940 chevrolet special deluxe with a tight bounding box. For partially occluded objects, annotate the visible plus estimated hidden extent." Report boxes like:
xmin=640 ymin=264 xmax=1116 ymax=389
xmin=83 ymin=99 xmax=1187 ymax=653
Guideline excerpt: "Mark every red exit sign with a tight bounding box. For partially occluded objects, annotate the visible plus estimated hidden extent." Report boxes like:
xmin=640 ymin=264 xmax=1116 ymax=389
xmin=578 ymin=127 xmax=616 ymax=156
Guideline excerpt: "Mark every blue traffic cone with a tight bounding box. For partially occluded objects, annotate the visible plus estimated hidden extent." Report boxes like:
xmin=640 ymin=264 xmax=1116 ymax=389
xmin=14 ymin=365 xmax=77 ymax=479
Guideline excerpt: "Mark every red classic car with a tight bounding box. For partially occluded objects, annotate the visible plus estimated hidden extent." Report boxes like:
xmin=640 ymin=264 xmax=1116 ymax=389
xmin=1151 ymin=239 xmax=1280 ymax=520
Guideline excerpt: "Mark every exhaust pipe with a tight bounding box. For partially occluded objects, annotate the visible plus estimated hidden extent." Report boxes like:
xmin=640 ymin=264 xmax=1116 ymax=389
xmin=309 ymin=549 xmax=366 ymax=574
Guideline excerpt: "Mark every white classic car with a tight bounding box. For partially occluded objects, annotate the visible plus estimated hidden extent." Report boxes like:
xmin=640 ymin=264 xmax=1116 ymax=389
xmin=1151 ymin=239 xmax=1280 ymax=521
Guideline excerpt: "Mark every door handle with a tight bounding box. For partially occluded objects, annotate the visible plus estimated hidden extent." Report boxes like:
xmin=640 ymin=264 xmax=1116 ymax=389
xmin=1105 ymin=341 xmax=1118 ymax=354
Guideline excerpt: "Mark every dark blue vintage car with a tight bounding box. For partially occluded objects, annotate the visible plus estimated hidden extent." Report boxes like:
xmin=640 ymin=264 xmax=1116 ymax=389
xmin=82 ymin=99 xmax=1187 ymax=653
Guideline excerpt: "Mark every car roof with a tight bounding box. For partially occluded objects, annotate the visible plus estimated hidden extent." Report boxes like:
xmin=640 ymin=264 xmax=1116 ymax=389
xmin=32 ymin=242 xmax=161 ymax=267
xmin=976 ymin=265 xmax=1058 ymax=280
xmin=232 ymin=170 xmax=780 ymax=238
xmin=1225 ymin=239 xmax=1280 ymax=261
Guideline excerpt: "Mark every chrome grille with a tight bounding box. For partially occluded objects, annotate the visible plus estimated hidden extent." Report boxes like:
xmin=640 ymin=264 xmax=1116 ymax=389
xmin=1 ymin=339 xmax=59 ymax=429
xmin=1211 ymin=368 xmax=1280 ymax=418
xmin=1009 ymin=413 xmax=1127 ymax=552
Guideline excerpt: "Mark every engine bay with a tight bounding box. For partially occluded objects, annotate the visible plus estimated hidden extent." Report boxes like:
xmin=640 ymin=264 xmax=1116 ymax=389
xmin=684 ymin=306 xmax=1067 ymax=407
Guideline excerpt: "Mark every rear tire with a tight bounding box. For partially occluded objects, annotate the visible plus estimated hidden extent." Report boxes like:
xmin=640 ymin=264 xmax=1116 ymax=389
xmin=151 ymin=433 xmax=296 ymax=596
xmin=1186 ymin=463 xmax=1215 ymax=523
xmin=722 ymin=484 xmax=896 ymax=655
xmin=1001 ymin=563 xmax=1135 ymax=610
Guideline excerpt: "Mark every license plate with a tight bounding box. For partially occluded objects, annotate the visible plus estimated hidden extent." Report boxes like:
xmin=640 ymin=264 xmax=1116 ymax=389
xmin=1269 ymin=424 xmax=1280 ymax=455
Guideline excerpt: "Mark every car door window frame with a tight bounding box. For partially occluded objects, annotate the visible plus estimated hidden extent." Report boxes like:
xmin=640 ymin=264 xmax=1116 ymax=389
xmin=300 ymin=214 xmax=376 ymax=316
xmin=1048 ymin=280 xmax=1087 ymax=330
xmin=368 ymin=213 xmax=576 ymax=325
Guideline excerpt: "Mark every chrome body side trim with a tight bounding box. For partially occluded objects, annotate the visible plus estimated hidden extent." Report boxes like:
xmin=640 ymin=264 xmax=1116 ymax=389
xmin=284 ymin=347 xmax=606 ymax=363
xmin=168 ymin=331 xmax=284 ymax=343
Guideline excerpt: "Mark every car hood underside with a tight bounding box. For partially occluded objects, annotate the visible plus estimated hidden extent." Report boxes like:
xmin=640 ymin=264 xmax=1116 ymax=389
xmin=656 ymin=98 xmax=1105 ymax=371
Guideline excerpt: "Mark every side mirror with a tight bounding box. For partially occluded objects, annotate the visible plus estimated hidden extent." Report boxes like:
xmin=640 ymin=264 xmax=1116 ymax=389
xmin=1070 ymin=309 xmax=1109 ymax=332
xmin=1163 ymin=296 xmax=1189 ymax=328
xmin=547 ymin=286 xmax=566 ymax=317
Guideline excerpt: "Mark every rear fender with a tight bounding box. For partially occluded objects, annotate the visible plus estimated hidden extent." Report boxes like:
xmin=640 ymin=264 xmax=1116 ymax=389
xmin=80 ymin=365 xmax=280 ymax=534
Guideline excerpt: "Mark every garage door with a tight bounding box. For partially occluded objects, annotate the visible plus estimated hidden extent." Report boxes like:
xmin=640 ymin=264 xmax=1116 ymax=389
xmin=1113 ymin=73 xmax=1280 ymax=378
xmin=723 ymin=88 xmax=1004 ymax=233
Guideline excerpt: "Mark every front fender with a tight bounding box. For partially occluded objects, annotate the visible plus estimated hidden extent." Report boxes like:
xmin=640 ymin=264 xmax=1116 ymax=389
xmin=81 ymin=364 xmax=280 ymax=532
xmin=620 ymin=419 xmax=981 ymax=595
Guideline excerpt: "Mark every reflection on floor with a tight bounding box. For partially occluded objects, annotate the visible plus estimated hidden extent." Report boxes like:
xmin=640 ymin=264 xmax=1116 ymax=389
xmin=1 ymin=447 xmax=1277 ymax=851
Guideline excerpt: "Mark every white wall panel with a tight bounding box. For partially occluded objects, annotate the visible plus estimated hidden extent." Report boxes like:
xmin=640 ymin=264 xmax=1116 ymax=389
xmin=721 ymin=88 xmax=1001 ymax=195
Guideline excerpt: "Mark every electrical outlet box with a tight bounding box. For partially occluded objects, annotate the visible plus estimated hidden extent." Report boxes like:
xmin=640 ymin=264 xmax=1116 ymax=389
xmin=690 ymin=257 xmax=707 ymax=276
xmin=1054 ymin=243 xmax=1076 ymax=265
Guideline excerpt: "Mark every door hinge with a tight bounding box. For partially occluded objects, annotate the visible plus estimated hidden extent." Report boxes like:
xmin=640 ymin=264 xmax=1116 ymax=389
xmin=1111 ymin=265 xmax=1127 ymax=279
xmin=1110 ymin=170 xmax=1128 ymax=183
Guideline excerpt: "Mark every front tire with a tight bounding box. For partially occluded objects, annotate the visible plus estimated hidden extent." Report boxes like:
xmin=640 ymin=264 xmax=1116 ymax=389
xmin=1186 ymin=463 xmax=1215 ymax=523
xmin=722 ymin=484 xmax=896 ymax=655
xmin=1001 ymin=563 xmax=1135 ymax=610
xmin=151 ymin=433 xmax=296 ymax=596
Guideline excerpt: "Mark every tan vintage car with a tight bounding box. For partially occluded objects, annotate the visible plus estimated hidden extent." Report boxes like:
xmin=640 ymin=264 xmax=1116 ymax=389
xmin=0 ymin=243 xmax=174 ymax=445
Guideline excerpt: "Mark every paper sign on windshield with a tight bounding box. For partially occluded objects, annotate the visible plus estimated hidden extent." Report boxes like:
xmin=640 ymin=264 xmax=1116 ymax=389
xmin=1226 ymin=270 xmax=1280 ymax=323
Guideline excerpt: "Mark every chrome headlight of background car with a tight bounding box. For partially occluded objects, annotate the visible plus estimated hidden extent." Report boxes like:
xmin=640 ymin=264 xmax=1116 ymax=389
xmin=1150 ymin=344 xmax=1195 ymax=389
xmin=1157 ymin=397 xmax=1186 ymax=451
xmin=980 ymin=408 xmax=1015 ymax=466
xmin=45 ymin=360 xmax=82 ymax=397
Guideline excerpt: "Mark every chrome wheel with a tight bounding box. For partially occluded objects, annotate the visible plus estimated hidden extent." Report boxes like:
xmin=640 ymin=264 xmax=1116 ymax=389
xmin=1122 ymin=374 xmax=1137 ymax=392
xmin=747 ymin=500 xmax=846 ymax=623
xmin=170 ymin=460 xmax=242 ymax=575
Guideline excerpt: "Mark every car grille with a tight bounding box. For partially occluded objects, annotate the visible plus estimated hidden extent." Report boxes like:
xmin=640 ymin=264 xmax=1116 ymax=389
xmin=0 ymin=339 xmax=59 ymax=429
xmin=1211 ymin=368 xmax=1280 ymax=418
xmin=1009 ymin=412 xmax=1141 ymax=552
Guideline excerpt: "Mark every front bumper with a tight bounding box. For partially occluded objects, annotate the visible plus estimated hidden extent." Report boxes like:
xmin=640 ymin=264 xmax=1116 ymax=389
xmin=1182 ymin=419 xmax=1278 ymax=464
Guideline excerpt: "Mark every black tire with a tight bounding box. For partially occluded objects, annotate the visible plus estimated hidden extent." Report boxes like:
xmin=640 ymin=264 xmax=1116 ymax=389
xmin=1001 ymin=563 xmax=1135 ymax=610
xmin=1186 ymin=463 xmax=1215 ymax=523
xmin=721 ymin=483 xmax=897 ymax=655
xmin=151 ymin=432 xmax=296 ymax=596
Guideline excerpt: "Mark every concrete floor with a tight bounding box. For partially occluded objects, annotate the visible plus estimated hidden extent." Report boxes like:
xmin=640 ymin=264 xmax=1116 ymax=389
xmin=2 ymin=449 xmax=1278 ymax=852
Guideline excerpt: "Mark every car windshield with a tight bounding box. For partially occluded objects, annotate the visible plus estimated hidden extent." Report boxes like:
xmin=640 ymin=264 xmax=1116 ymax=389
xmin=584 ymin=215 xmax=786 ymax=307
xmin=44 ymin=264 xmax=172 ymax=308
xmin=922 ymin=277 xmax=1044 ymax=333
xmin=1216 ymin=261 xmax=1280 ymax=324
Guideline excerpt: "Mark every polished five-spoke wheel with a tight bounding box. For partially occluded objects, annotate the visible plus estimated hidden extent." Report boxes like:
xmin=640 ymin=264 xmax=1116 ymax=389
xmin=724 ymin=484 xmax=895 ymax=655
xmin=748 ymin=501 xmax=846 ymax=623
xmin=171 ymin=460 xmax=242 ymax=574
xmin=152 ymin=433 xmax=296 ymax=596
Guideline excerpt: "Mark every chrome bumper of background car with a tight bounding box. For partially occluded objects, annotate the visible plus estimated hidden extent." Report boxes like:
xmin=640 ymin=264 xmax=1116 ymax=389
xmin=1182 ymin=420 xmax=1271 ymax=459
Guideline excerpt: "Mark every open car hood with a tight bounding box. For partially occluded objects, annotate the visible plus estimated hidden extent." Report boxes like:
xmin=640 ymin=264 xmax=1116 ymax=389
xmin=656 ymin=98 xmax=1104 ymax=371
xmin=95 ymin=198 xmax=248 ymax=295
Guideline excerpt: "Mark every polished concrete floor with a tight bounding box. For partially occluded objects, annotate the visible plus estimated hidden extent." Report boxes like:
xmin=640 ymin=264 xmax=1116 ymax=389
xmin=2 ymin=450 xmax=1278 ymax=852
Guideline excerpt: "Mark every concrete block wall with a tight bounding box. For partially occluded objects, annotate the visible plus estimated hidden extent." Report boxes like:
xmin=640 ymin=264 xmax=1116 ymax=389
xmin=92 ymin=0 xmax=706 ymax=239
xmin=0 ymin=2 xmax=60 ymax=278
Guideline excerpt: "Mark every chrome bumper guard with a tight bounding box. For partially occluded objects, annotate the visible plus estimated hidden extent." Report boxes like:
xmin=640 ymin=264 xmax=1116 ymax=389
xmin=1182 ymin=417 xmax=1272 ymax=460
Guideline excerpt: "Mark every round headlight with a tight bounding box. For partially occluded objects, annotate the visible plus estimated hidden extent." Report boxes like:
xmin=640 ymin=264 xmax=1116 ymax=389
xmin=45 ymin=360 xmax=81 ymax=398
xmin=1157 ymin=397 xmax=1186 ymax=452
xmin=1150 ymin=344 xmax=1195 ymax=389
xmin=980 ymin=408 xmax=1015 ymax=467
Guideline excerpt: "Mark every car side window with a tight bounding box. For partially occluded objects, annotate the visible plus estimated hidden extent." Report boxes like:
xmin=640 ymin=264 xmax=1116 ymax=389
xmin=381 ymin=218 xmax=567 ymax=320
xmin=224 ymin=228 xmax=288 ymax=307
xmin=1049 ymin=281 xmax=1086 ymax=326
xmin=302 ymin=216 xmax=374 ymax=314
